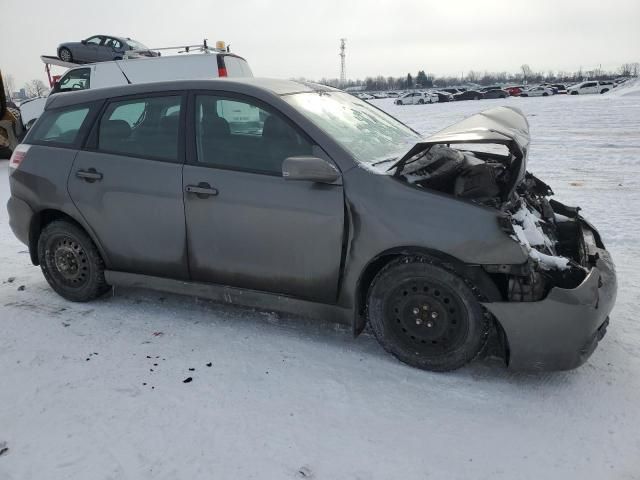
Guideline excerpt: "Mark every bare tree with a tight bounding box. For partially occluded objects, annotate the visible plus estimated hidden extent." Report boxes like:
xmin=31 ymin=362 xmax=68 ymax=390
xmin=520 ymin=64 xmax=532 ymax=84
xmin=24 ymin=79 xmax=48 ymax=98
xmin=466 ymin=70 xmax=480 ymax=83
xmin=621 ymin=62 xmax=640 ymax=77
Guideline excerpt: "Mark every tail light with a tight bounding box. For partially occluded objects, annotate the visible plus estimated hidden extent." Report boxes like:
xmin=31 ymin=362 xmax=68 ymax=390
xmin=218 ymin=67 xmax=228 ymax=77
xmin=9 ymin=144 xmax=30 ymax=174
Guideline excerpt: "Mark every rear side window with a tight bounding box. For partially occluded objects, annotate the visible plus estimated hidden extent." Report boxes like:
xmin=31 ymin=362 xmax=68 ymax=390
xmin=29 ymin=106 xmax=91 ymax=145
xmin=97 ymin=95 xmax=182 ymax=161
xmin=54 ymin=68 xmax=91 ymax=94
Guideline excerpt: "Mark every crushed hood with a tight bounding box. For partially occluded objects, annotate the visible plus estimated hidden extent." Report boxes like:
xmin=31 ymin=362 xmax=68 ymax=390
xmin=390 ymin=107 xmax=530 ymax=194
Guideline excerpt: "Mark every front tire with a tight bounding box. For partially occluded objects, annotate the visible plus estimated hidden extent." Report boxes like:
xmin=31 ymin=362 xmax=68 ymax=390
xmin=418 ymin=99 xmax=424 ymax=104
xmin=543 ymin=92 xmax=549 ymax=96
xmin=367 ymin=258 xmax=489 ymax=371
xmin=600 ymin=89 xmax=609 ymax=94
xmin=59 ymin=47 xmax=73 ymax=63
xmin=38 ymin=220 xmax=109 ymax=302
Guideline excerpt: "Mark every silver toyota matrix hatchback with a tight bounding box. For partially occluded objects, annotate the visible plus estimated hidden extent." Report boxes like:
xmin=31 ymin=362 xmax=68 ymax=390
xmin=7 ymin=79 xmax=617 ymax=371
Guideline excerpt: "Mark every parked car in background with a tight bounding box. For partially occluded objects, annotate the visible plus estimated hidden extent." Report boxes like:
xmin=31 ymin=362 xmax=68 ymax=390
xmin=58 ymin=35 xmax=160 ymax=63
xmin=432 ymin=91 xmax=454 ymax=102
xmin=505 ymin=85 xmax=525 ymax=96
xmin=482 ymin=89 xmax=510 ymax=99
xmin=442 ymin=88 xmax=463 ymax=95
xmin=551 ymin=84 xmax=568 ymax=94
xmin=357 ymin=93 xmax=374 ymax=100
xmin=567 ymin=81 xmax=612 ymax=95
xmin=20 ymin=47 xmax=252 ymax=128
xmin=386 ymin=91 xmax=400 ymax=98
xmin=453 ymin=90 xmax=483 ymax=101
xmin=520 ymin=86 xmax=554 ymax=97
xmin=7 ymin=79 xmax=617 ymax=372
xmin=395 ymin=91 xmax=437 ymax=105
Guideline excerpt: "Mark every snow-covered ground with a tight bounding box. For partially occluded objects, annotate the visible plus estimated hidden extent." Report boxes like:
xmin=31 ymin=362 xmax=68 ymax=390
xmin=1 ymin=93 xmax=640 ymax=480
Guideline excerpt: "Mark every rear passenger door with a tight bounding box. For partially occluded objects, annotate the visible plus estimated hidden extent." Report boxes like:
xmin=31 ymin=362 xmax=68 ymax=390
xmin=68 ymin=93 xmax=189 ymax=279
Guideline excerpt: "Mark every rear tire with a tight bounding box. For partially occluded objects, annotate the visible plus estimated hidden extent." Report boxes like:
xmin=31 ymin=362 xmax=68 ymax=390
xmin=543 ymin=92 xmax=549 ymax=96
xmin=367 ymin=258 xmax=489 ymax=372
xmin=418 ymin=99 xmax=424 ymax=104
xmin=37 ymin=220 xmax=109 ymax=302
xmin=571 ymin=91 xmax=578 ymax=95
xmin=59 ymin=47 xmax=73 ymax=63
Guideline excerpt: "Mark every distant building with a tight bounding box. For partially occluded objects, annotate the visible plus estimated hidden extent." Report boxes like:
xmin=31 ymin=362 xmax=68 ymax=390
xmin=344 ymin=85 xmax=366 ymax=92
xmin=11 ymin=89 xmax=27 ymax=101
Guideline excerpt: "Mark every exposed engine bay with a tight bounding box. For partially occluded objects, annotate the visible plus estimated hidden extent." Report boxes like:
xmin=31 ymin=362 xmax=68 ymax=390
xmin=396 ymin=143 xmax=595 ymax=302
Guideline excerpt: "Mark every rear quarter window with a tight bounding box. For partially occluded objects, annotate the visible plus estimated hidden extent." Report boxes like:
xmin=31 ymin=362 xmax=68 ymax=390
xmin=223 ymin=56 xmax=254 ymax=77
xmin=28 ymin=105 xmax=94 ymax=146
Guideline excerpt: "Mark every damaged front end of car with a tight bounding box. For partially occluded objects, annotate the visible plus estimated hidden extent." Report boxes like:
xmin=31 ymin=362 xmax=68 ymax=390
xmin=390 ymin=106 xmax=617 ymax=370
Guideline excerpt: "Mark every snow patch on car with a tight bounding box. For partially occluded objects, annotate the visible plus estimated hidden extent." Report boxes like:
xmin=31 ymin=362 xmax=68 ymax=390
xmin=511 ymin=205 xmax=570 ymax=270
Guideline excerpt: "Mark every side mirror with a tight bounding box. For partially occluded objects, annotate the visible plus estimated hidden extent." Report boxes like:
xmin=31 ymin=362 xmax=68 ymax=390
xmin=81 ymin=39 xmax=87 ymax=45
xmin=282 ymin=156 xmax=340 ymax=184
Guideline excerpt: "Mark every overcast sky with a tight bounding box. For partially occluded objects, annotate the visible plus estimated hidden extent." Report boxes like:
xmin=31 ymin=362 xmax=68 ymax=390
xmin=1 ymin=0 xmax=638 ymax=89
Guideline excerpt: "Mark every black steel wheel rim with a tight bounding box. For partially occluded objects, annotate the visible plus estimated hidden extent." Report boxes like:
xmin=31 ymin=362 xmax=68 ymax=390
xmin=385 ymin=278 xmax=469 ymax=356
xmin=46 ymin=235 xmax=89 ymax=288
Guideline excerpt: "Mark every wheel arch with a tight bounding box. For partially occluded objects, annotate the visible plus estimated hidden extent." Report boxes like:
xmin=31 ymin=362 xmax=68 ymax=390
xmin=29 ymin=208 xmax=108 ymax=267
xmin=353 ymin=246 xmax=503 ymax=336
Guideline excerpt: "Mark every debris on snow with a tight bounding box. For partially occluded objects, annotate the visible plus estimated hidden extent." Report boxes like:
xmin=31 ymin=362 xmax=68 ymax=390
xmin=296 ymin=466 xmax=313 ymax=478
xmin=183 ymin=377 xmax=193 ymax=383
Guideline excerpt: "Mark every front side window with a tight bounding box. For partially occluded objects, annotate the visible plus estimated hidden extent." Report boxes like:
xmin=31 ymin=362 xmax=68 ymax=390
xmin=284 ymin=90 xmax=419 ymax=170
xmin=98 ymin=95 xmax=181 ymax=161
xmin=104 ymin=38 xmax=122 ymax=49
xmin=194 ymin=95 xmax=313 ymax=175
xmin=54 ymin=68 xmax=91 ymax=93
xmin=29 ymin=106 xmax=90 ymax=145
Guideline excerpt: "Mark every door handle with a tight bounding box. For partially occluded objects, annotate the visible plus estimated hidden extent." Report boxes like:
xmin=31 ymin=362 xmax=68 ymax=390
xmin=76 ymin=168 xmax=103 ymax=182
xmin=185 ymin=183 xmax=218 ymax=197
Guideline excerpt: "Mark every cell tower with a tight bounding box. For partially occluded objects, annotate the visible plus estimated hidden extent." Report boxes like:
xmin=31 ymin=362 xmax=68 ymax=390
xmin=339 ymin=38 xmax=346 ymax=88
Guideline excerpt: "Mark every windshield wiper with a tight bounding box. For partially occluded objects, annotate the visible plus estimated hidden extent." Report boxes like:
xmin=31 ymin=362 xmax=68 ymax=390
xmin=371 ymin=156 xmax=397 ymax=166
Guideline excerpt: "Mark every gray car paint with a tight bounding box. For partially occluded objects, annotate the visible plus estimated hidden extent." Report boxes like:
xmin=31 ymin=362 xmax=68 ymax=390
xmin=8 ymin=78 xmax=617 ymax=370
xmin=58 ymin=35 xmax=155 ymax=63
xmin=68 ymin=150 xmax=189 ymax=279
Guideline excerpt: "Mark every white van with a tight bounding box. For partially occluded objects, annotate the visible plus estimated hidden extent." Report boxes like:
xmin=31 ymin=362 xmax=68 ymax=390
xmin=20 ymin=52 xmax=253 ymax=127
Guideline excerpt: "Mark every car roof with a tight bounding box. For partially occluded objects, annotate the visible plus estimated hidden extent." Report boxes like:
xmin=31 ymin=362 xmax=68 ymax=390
xmin=45 ymin=78 xmax=338 ymax=111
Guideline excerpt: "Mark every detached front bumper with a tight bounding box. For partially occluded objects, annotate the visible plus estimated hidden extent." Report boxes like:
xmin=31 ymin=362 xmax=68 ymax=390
xmin=482 ymin=222 xmax=617 ymax=371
